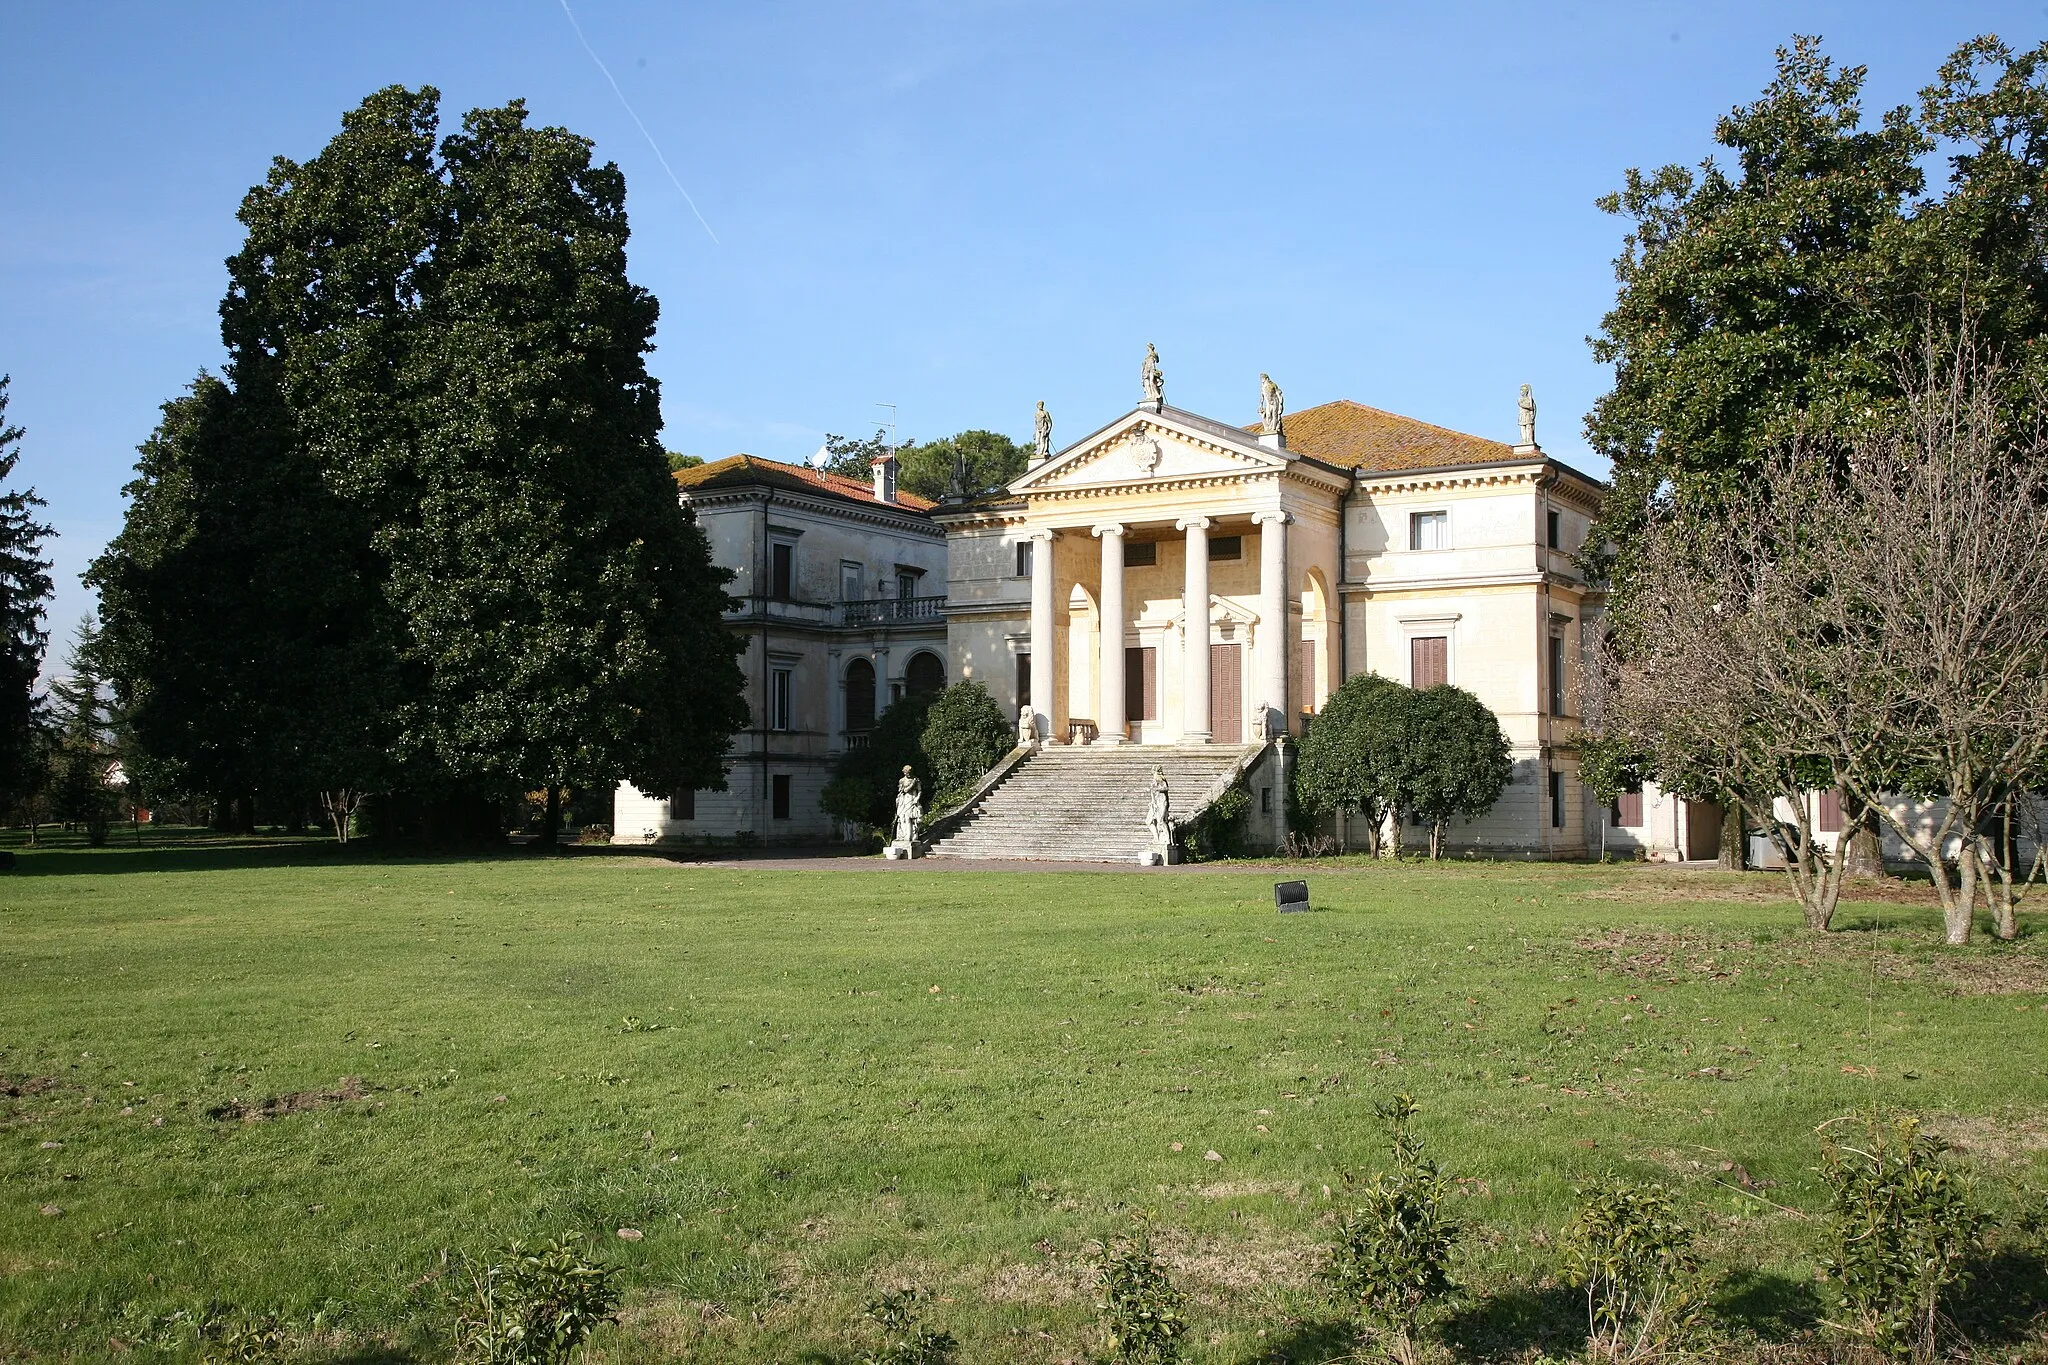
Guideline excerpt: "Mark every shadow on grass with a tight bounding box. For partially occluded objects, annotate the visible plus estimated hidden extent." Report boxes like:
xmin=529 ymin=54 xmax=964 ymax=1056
xmin=1235 ymin=1317 xmax=1361 ymax=1363
xmin=1714 ymin=1268 xmax=1825 ymax=1341
xmin=1440 ymin=1284 xmax=1584 ymax=1363
xmin=0 ymin=828 xmax=713 ymax=878
xmin=1951 ymin=1247 xmax=2048 ymax=1346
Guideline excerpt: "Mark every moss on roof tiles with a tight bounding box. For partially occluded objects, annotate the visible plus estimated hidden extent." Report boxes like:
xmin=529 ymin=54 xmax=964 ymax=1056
xmin=1266 ymin=399 xmax=1518 ymax=472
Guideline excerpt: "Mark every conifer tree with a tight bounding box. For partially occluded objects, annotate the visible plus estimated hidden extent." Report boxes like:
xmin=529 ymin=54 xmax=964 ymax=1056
xmin=0 ymin=377 xmax=54 ymax=811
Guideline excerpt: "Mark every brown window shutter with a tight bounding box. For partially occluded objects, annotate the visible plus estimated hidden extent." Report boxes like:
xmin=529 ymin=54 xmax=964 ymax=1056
xmin=1618 ymin=789 xmax=1643 ymax=827
xmin=1816 ymin=789 xmax=1843 ymax=834
xmin=1143 ymin=646 xmax=1158 ymax=720
xmin=1411 ymin=635 xmax=1447 ymax=689
xmin=1300 ymin=639 xmax=1317 ymax=711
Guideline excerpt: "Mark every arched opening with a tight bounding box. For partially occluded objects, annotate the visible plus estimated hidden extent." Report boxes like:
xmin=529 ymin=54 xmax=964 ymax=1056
xmin=844 ymin=657 xmax=877 ymax=733
xmin=1067 ymin=582 xmax=1098 ymax=739
xmin=1300 ymin=568 xmax=1335 ymax=716
xmin=905 ymin=650 xmax=946 ymax=697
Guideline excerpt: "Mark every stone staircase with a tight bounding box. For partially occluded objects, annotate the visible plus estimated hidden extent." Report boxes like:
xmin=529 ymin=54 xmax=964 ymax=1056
xmin=928 ymin=744 xmax=1262 ymax=862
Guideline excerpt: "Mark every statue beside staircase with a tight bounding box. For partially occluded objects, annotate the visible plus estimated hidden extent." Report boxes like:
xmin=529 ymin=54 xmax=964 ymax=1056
xmin=1140 ymin=765 xmax=1182 ymax=865
xmin=885 ymin=766 xmax=924 ymax=859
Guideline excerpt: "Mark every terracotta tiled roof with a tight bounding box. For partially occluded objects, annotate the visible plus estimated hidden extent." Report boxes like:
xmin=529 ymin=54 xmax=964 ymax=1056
xmin=1257 ymin=399 xmax=1519 ymax=473
xmin=673 ymin=454 xmax=937 ymax=512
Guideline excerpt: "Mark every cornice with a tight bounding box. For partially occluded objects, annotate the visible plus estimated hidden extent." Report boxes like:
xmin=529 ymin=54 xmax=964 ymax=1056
xmin=683 ymin=486 xmax=946 ymax=538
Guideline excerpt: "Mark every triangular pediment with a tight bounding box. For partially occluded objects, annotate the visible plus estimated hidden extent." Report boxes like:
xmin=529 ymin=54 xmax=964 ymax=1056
xmin=1008 ymin=406 xmax=1286 ymax=495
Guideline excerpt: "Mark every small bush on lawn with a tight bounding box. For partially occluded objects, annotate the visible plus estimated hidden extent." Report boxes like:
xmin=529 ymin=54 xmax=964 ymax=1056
xmin=455 ymin=1235 xmax=619 ymax=1364
xmin=1563 ymin=1179 xmax=1704 ymax=1363
xmin=1095 ymin=1232 xmax=1189 ymax=1363
xmin=1819 ymin=1114 xmax=1988 ymax=1364
xmin=858 ymin=1286 xmax=956 ymax=1365
xmin=1326 ymin=1094 xmax=1461 ymax=1365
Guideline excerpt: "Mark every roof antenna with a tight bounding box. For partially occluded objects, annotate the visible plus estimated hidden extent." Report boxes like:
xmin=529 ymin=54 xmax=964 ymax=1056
xmin=875 ymin=402 xmax=898 ymax=455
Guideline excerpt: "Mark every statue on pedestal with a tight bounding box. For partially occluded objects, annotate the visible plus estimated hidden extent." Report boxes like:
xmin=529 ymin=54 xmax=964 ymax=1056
xmin=1146 ymin=766 xmax=1172 ymax=845
xmin=1259 ymin=372 xmax=1285 ymax=444
xmin=1518 ymin=384 xmax=1537 ymax=447
xmin=1017 ymin=704 xmax=1038 ymax=749
xmin=892 ymin=766 xmax=922 ymax=846
xmin=1033 ymin=401 xmax=1053 ymax=464
xmin=1141 ymin=343 xmax=1164 ymax=407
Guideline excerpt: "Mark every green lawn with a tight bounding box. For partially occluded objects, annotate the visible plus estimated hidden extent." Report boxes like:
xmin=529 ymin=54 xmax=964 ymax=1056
xmin=1 ymin=835 xmax=2044 ymax=1362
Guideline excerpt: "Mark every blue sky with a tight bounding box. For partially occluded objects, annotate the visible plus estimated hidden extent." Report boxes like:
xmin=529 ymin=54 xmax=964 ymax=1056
xmin=3 ymin=1 xmax=2041 ymax=641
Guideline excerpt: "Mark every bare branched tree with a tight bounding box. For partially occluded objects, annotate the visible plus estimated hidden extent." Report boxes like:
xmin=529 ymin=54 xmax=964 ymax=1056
xmin=1595 ymin=333 xmax=2048 ymax=943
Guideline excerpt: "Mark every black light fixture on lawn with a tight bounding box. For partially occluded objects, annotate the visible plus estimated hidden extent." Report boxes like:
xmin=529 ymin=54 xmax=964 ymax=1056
xmin=1274 ymin=880 xmax=1310 ymax=914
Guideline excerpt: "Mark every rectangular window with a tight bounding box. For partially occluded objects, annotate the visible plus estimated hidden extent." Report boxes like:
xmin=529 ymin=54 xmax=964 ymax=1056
xmin=1547 ymin=508 xmax=1561 ymax=550
xmin=1410 ymin=635 xmax=1448 ymax=689
xmin=896 ymin=571 xmax=918 ymax=601
xmin=769 ymin=667 xmax=792 ymax=731
xmin=840 ymin=560 xmax=864 ymax=602
xmin=1816 ymin=789 xmax=1843 ymax=834
xmin=1124 ymin=646 xmax=1157 ymax=722
xmin=670 ymin=788 xmax=695 ymax=821
xmin=1122 ymin=540 xmax=1157 ymax=567
xmin=1015 ymin=541 xmax=1033 ymax=578
xmin=1409 ymin=510 xmax=1448 ymax=551
xmin=1208 ymin=534 xmax=1242 ymax=561
xmin=1617 ymin=789 xmax=1643 ymax=827
xmin=1548 ymin=635 xmax=1567 ymax=715
xmin=771 ymin=542 xmax=795 ymax=600
xmin=1549 ymin=771 xmax=1564 ymax=828
xmin=771 ymin=774 xmax=791 ymax=820
xmin=1017 ymin=652 xmax=1031 ymax=709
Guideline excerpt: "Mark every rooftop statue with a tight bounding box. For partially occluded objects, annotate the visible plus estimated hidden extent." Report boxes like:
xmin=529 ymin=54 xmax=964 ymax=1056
xmin=1259 ymin=372 xmax=1285 ymax=443
xmin=1141 ymin=343 xmax=1164 ymax=406
xmin=1034 ymin=400 xmax=1052 ymax=463
xmin=1519 ymin=384 xmax=1537 ymax=447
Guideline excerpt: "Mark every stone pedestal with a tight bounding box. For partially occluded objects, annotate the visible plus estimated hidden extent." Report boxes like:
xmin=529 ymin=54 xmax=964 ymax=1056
xmin=884 ymin=841 xmax=924 ymax=860
xmin=1137 ymin=843 xmax=1183 ymax=867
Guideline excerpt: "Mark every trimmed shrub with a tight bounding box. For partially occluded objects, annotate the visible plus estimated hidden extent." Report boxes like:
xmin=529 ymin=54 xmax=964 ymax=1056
xmin=1820 ymin=1114 xmax=1988 ymax=1363
xmin=1326 ymin=1095 xmax=1461 ymax=1365
xmin=1563 ymin=1179 xmax=1703 ymax=1363
xmin=920 ymin=682 xmax=1011 ymax=809
xmin=1095 ymin=1234 xmax=1189 ymax=1363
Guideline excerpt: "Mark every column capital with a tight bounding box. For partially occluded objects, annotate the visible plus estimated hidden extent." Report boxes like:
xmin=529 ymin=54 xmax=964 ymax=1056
xmin=1174 ymin=515 xmax=1213 ymax=532
xmin=1251 ymin=509 xmax=1292 ymax=526
xmin=1025 ymin=526 xmax=1058 ymax=543
xmin=1091 ymin=522 xmax=1127 ymax=539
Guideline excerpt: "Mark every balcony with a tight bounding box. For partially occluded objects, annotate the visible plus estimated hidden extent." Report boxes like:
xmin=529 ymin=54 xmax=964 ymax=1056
xmin=839 ymin=594 xmax=947 ymax=627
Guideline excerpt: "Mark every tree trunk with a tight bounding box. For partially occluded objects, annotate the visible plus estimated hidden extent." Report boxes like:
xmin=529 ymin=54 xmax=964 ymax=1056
xmin=1385 ymin=810 xmax=1402 ymax=859
xmin=1718 ymin=798 xmax=1744 ymax=871
xmin=1842 ymin=790 xmax=1885 ymax=878
xmin=1430 ymin=819 xmax=1445 ymax=860
xmin=539 ymin=784 xmax=563 ymax=850
xmin=1949 ymin=841 xmax=1978 ymax=945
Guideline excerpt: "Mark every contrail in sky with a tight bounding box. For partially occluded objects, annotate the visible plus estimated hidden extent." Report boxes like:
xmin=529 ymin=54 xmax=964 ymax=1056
xmin=557 ymin=0 xmax=720 ymax=245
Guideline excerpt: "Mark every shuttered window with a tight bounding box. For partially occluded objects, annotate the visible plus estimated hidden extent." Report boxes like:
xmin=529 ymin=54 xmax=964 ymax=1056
xmin=1616 ymin=789 xmax=1643 ymax=827
xmin=1411 ymin=635 xmax=1448 ymax=689
xmin=1124 ymin=646 xmax=1157 ymax=722
xmin=1300 ymin=639 xmax=1318 ymax=712
xmin=1816 ymin=789 xmax=1843 ymax=834
xmin=670 ymin=788 xmax=695 ymax=821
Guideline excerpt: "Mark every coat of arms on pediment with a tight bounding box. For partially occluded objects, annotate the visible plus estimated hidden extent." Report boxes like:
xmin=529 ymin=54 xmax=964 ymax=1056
xmin=1012 ymin=414 xmax=1282 ymax=493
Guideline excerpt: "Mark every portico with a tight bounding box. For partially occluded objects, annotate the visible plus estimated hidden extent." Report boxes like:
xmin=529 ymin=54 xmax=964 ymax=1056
xmin=940 ymin=397 xmax=1348 ymax=748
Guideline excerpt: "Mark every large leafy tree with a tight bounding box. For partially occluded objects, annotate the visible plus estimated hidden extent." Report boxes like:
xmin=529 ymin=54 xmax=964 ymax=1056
xmin=1294 ymin=672 xmax=1410 ymax=856
xmin=1587 ymin=36 xmax=1927 ymax=568
xmin=818 ymin=427 xmax=1030 ymax=501
xmin=0 ymin=377 xmax=54 ymax=810
xmin=1393 ymin=685 xmax=1513 ymax=861
xmin=94 ymin=87 xmax=746 ymax=845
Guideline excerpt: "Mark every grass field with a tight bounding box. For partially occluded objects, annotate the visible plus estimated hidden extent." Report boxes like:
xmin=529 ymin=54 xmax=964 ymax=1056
xmin=1 ymin=834 xmax=2044 ymax=1362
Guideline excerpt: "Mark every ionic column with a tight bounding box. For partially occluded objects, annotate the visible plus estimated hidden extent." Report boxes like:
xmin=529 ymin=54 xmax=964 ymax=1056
xmin=1027 ymin=529 xmax=1056 ymax=739
xmin=1093 ymin=524 xmax=1127 ymax=743
xmin=1254 ymin=510 xmax=1291 ymax=734
xmin=1178 ymin=516 xmax=1212 ymax=743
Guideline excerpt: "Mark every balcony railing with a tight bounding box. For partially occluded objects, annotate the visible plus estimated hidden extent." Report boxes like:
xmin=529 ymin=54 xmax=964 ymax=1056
xmin=840 ymin=594 xmax=947 ymax=627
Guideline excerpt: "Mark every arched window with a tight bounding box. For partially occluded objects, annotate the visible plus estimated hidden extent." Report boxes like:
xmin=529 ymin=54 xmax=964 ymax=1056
xmin=905 ymin=651 xmax=946 ymax=697
xmin=845 ymin=657 xmax=877 ymax=732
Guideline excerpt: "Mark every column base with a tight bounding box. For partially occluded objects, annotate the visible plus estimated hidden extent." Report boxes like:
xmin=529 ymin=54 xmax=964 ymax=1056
xmin=1179 ymin=730 xmax=1212 ymax=744
xmin=1091 ymin=732 xmax=1128 ymax=746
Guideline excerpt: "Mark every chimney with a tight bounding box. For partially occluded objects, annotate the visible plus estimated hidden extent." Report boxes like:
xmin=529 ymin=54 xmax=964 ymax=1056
xmin=870 ymin=451 xmax=898 ymax=504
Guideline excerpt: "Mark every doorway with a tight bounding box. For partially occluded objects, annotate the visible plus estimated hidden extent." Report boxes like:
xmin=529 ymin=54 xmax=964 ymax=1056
xmin=1210 ymin=643 xmax=1241 ymax=743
